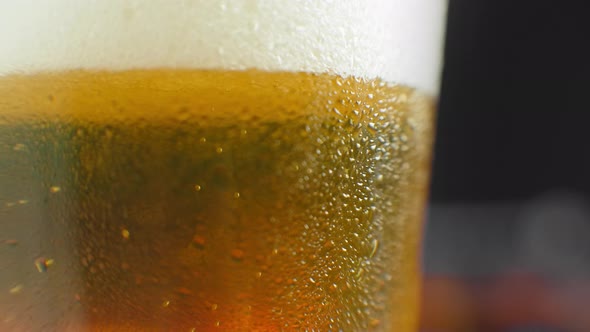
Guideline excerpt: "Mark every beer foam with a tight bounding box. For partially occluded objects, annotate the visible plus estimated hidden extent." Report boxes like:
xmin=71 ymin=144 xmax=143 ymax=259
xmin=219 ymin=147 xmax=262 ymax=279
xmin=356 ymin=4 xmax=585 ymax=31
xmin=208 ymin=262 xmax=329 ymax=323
xmin=0 ymin=0 xmax=446 ymax=93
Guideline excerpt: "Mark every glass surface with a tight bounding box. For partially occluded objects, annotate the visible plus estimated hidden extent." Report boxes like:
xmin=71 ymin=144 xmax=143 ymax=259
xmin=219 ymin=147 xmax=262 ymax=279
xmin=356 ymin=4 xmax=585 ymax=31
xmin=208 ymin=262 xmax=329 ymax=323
xmin=0 ymin=1 xmax=447 ymax=331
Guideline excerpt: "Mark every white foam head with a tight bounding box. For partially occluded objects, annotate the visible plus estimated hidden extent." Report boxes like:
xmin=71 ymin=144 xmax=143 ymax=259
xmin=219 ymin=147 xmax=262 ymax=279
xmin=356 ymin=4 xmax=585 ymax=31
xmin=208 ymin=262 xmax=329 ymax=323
xmin=0 ymin=0 xmax=446 ymax=93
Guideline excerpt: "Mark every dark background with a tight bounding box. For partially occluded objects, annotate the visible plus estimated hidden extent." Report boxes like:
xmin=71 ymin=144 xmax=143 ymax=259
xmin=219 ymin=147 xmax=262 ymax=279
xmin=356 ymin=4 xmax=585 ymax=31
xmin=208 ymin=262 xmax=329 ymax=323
xmin=432 ymin=0 xmax=590 ymax=202
xmin=421 ymin=1 xmax=590 ymax=331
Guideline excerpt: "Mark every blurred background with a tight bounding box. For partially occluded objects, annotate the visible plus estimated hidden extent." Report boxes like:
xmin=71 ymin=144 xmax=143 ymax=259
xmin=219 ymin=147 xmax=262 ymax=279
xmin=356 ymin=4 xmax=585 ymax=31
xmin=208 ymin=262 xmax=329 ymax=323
xmin=421 ymin=1 xmax=590 ymax=332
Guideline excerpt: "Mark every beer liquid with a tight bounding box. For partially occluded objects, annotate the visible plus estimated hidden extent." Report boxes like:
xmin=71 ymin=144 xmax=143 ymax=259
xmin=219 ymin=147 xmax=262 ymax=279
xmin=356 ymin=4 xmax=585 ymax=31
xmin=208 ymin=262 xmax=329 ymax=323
xmin=0 ymin=70 xmax=433 ymax=331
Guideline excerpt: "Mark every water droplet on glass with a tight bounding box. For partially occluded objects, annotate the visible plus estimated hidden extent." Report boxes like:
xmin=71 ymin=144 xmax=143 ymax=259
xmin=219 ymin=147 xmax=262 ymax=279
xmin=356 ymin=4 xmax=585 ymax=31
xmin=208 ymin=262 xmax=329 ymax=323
xmin=3 ymin=239 xmax=18 ymax=246
xmin=49 ymin=186 xmax=61 ymax=193
xmin=121 ymin=229 xmax=130 ymax=240
xmin=13 ymin=143 xmax=25 ymax=151
xmin=192 ymin=235 xmax=206 ymax=248
xmin=34 ymin=257 xmax=54 ymax=273
xmin=9 ymin=284 xmax=23 ymax=294
xmin=369 ymin=239 xmax=379 ymax=258
xmin=176 ymin=287 xmax=192 ymax=296
xmin=231 ymin=249 xmax=245 ymax=261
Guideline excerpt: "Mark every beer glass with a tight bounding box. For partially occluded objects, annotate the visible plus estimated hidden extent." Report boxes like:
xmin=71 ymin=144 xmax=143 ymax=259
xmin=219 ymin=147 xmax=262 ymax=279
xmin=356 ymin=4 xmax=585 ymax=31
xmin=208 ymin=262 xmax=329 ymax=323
xmin=0 ymin=1 xmax=446 ymax=331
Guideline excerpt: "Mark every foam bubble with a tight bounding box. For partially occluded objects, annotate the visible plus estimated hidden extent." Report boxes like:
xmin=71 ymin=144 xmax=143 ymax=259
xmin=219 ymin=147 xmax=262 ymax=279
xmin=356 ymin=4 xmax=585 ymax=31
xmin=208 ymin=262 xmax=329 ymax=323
xmin=0 ymin=0 xmax=446 ymax=93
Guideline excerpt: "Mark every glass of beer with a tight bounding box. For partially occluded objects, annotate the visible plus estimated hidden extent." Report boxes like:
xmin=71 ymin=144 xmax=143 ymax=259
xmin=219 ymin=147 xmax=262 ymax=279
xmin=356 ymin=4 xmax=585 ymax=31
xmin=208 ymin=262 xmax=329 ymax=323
xmin=0 ymin=1 xmax=446 ymax=331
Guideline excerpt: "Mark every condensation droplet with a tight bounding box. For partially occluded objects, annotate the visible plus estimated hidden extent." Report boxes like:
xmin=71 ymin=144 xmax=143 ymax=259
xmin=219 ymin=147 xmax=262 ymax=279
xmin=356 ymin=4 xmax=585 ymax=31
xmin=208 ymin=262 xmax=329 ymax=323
xmin=121 ymin=229 xmax=130 ymax=240
xmin=162 ymin=300 xmax=170 ymax=307
xmin=176 ymin=287 xmax=192 ymax=296
xmin=215 ymin=146 xmax=223 ymax=154
xmin=337 ymin=146 xmax=349 ymax=157
xmin=370 ymin=318 xmax=381 ymax=328
xmin=234 ymin=192 xmax=240 ymax=199
xmin=49 ymin=186 xmax=61 ymax=193
xmin=194 ymin=184 xmax=202 ymax=191
xmin=17 ymin=199 xmax=28 ymax=205
xmin=369 ymin=239 xmax=379 ymax=258
xmin=9 ymin=284 xmax=23 ymax=294
xmin=323 ymin=240 xmax=334 ymax=249
xmin=3 ymin=239 xmax=18 ymax=246
xmin=356 ymin=268 xmax=364 ymax=279
xmin=231 ymin=249 xmax=244 ymax=261
xmin=13 ymin=143 xmax=26 ymax=151
xmin=34 ymin=257 xmax=54 ymax=272
xmin=193 ymin=235 xmax=206 ymax=247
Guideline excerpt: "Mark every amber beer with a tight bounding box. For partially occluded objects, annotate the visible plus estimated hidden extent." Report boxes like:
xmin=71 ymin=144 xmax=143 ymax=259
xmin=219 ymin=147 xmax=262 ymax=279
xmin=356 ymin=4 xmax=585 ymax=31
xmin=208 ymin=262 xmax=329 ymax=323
xmin=0 ymin=1 xmax=445 ymax=331
xmin=0 ymin=69 xmax=432 ymax=331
